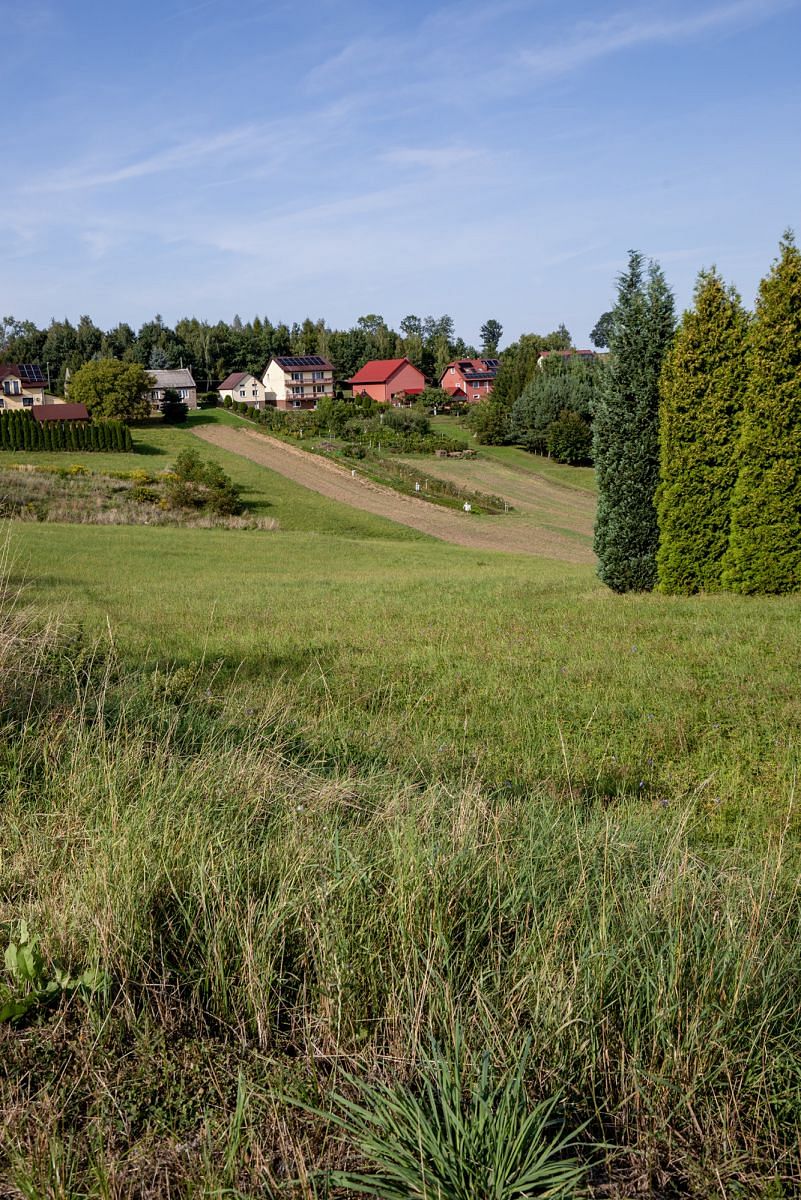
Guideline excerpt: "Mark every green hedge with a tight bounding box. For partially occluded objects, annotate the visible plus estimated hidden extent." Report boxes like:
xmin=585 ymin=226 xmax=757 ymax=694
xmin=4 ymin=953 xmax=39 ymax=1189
xmin=0 ymin=411 xmax=133 ymax=452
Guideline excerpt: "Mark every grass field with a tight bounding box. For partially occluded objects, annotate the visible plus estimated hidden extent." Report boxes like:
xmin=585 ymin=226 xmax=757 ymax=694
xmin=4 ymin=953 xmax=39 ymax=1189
xmin=2 ymin=413 xmax=800 ymax=1197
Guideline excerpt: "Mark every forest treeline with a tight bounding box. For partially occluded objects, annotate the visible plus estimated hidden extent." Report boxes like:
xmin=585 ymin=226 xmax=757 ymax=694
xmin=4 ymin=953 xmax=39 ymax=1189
xmin=0 ymin=311 xmax=571 ymax=395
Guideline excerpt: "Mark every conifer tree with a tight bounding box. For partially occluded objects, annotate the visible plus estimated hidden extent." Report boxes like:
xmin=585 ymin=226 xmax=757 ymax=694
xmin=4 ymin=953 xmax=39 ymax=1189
xmin=723 ymin=232 xmax=801 ymax=592
xmin=593 ymin=253 xmax=675 ymax=591
xmin=657 ymin=269 xmax=749 ymax=592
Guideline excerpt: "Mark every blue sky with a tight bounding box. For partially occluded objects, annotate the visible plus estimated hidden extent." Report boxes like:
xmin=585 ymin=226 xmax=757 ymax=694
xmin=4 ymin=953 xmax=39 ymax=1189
xmin=4 ymin=0 xmax=801 ymax=346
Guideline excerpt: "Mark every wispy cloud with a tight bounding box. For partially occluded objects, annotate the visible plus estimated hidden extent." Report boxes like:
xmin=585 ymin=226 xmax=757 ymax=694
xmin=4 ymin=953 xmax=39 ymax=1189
xmin=520 ymin=0 xmax=792 ymax=77
xmin=382 ymin=146 xmax=485 ymax=170
xmin=37 ymin=127 xmax=257 ymax=194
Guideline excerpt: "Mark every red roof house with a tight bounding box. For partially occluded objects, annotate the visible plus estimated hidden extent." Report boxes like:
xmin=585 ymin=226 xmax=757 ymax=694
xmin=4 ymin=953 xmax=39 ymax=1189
xmin=439 ymin=358 xmax=500 ymax=402
xmin=348 ymin=358 xmax=426 ymax=405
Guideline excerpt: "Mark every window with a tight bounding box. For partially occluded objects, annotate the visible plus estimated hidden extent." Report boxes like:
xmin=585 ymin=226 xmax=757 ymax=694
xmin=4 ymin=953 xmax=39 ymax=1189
xmin=450 ymin=367 xmax=455 ymax=374
xmin=3 ymin=380 xmax=20 ymax=395
xmin=22 ymin=396 xmax=33 ymax=406
xmin=292 ymin=400 xmax=301 ymax=408
xmin=313 ymin=385 xmax=326 ymax=395
xmin=291 ymin=371 xmax=302 ymax=381
xmin=240 ymin=390 xmax=246 ymax=397
xmin=312 ymin=371 xmax=324 ymax=381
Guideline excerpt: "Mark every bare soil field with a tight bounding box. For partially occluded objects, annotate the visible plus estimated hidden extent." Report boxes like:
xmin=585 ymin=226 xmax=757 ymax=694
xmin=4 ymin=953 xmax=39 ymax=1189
xmin=193 ymin=424 xmax=595 ymax=563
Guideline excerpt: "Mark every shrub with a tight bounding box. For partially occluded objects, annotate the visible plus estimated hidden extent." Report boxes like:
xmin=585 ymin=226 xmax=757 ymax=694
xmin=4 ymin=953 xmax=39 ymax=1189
xmin=546 ymin=410 xmax=592 ymax=464
xmin=164 ymin=448 xmax=244 ymax=516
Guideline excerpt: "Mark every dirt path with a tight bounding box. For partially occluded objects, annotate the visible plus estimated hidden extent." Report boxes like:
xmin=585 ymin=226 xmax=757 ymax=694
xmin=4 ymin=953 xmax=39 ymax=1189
xmin=193 ymin=424 xmax=595 ymax=564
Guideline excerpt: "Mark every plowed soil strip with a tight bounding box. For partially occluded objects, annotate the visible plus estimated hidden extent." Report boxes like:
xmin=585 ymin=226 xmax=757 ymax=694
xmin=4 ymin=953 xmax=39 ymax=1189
xmin=193 ymin=424 xmax=595 ymax=564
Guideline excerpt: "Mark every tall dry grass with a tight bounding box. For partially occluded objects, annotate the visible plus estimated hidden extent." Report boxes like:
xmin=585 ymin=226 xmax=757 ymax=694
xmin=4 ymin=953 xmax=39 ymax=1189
xmin=0 ymin=562 xmax=799 ymax=1195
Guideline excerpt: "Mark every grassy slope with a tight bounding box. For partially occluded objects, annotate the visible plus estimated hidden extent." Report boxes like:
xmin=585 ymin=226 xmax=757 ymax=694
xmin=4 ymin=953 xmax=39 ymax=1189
xmin=3 ymin=413 xmax=801 ymax=1195
xmin=9 ymin=517 xmax=801 ymax=831
xmin=430 ymin=414 xmax=598 ymax=492
xmin=0 ymin=410 xmax=426 ymax=541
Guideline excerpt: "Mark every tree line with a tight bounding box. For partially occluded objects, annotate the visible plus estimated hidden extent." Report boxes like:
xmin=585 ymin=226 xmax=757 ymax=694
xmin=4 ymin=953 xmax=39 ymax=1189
xmin=595 ymin=232 xmax=801 ymax=596
xmin=0 ymin=312 xmax=512 ymax=395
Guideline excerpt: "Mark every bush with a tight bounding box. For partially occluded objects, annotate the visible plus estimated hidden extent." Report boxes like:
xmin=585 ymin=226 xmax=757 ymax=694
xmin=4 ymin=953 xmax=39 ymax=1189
xmin=197 ymin=392 xmax=220 ymax=409
xmin=546 ymin=411 xmax=592 ymax=464
xmin=164 ymin=449 xmax=244 ymax=516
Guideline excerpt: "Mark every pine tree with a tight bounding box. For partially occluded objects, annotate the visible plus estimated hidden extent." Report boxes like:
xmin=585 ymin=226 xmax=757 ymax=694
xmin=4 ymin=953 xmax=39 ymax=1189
xmin=657 ymin=269 xmax=749 ymax=592
xmin=593 ymin=253 xmax=675 ymax=591
xmin=723 ymin=232 xmax=801 ymax=593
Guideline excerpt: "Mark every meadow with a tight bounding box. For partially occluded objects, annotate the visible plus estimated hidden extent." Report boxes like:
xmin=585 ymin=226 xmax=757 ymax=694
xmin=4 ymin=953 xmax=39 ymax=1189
xmin=1 ymin=413 xmax=800 ymax=1197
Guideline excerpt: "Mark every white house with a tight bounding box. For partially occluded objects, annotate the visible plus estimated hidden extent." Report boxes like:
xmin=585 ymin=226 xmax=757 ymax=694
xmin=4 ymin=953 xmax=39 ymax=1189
xmin=218 ymin=372 xmax=267 ymax=409
xmin=262 ymin=356 xmax=334 ymax=410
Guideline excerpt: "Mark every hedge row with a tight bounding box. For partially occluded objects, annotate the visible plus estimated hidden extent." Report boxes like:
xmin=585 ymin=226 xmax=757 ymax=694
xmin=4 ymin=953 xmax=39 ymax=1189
xmin=0 ymin=411 xmax=133 ymax=452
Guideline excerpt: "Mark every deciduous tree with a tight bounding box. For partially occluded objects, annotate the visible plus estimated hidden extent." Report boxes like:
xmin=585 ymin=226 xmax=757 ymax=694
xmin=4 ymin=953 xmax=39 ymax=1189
xmin=69 ymin=360 xmax=153 ymax=422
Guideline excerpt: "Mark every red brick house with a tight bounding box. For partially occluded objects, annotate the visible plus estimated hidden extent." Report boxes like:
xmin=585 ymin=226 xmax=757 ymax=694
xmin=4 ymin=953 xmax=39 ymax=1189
xmin=348 ymin=358 xmax=426 ymax=405
xmin=439 ymin=358 xmax=500 ymax=402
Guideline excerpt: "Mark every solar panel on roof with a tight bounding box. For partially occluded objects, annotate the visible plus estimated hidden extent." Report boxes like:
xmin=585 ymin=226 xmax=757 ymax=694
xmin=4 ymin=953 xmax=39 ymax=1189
xmin=19 ymin=364 xmax=45 ymax=383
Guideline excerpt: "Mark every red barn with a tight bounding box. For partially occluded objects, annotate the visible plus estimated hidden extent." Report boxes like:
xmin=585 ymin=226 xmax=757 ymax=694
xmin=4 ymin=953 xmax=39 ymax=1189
xmin=348 ymin=358 xmax=426 ymax=405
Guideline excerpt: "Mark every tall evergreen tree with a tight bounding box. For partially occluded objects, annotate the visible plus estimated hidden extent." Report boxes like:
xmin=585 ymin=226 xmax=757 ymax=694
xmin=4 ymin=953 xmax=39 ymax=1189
xmin=723 ymin=232 xmax=801 ymax=593
xmin=593 ymin=252 xmax=675 ymax=592
xmin=657 ymin=269 xmax=749 ymax=592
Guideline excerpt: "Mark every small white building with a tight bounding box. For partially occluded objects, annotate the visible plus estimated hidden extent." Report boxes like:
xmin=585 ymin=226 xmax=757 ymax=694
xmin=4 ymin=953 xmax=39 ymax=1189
xmin=218 ymin=372 xmax=267 ymax=409
xmin=262 ymin=356 xmax=334 ymax=410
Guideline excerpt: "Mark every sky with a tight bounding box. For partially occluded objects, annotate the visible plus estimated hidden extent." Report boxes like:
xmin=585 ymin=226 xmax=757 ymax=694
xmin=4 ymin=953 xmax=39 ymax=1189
xmin=3 ymin=0 xmax=801 ymax=347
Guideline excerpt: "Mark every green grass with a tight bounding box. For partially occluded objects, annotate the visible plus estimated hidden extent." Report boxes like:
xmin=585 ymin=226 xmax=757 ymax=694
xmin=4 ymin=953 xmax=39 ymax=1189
xmin=2 ymin=419 xmax=801 ymax=1196
xmin=7 ymin=519 xmax=801 ymax=830
xmin=430 ymin=414 xmax=598 ymax=492
xmin=0 ymin=410 xmax=426 ymax=541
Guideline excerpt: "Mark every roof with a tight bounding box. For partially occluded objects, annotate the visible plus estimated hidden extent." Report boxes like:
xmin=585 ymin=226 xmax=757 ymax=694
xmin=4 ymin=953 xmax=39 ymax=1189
xmin=218 ymin=372 xmax=250 ymax=391
xmin=440 ymin=358 xmax=500 ymax=383
xmin=149 ymin=368 xmax=196 ymax=388
xmin=349 ymin=358 xmax=419 ymax=385
xmin=32 ymin=403 xmax=90 ymax=422
xmin=0 ymin=363 xmax=46 ymax=385
xmin=272 ymin=356 xmax=332 ymax=371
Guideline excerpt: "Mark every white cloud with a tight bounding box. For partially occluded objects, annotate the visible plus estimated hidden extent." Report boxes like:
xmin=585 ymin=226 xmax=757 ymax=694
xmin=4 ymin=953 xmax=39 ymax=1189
xmin=520 ymin=0 xmax=792 ymax=77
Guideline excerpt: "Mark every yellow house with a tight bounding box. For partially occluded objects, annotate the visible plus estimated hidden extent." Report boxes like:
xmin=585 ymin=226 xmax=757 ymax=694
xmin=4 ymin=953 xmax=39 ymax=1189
xmin=0 ymin=364 xmax=48 ymax=409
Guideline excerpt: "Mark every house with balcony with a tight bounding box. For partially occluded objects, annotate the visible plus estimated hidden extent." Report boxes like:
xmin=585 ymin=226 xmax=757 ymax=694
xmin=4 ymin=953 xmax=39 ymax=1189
xmin=0 ymin=364 xmax=47 ymax=409
xmin=218 ymin=372 xmax=266 ymax=409
xmin=439 ymin=358 xmax=500 ymax=402
xmin=262 ymin=356 xmax=334 ymax=410
xmin=348 ymin=358 xmax=426 ymax=405
xmin=146 ymin=368 xmax=198 ymax=411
